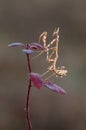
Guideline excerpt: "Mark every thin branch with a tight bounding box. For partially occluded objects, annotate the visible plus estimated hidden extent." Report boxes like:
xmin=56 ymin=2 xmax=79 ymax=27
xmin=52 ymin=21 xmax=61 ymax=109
xmin=26 ymin=79 xmax=32 ymax=130
xmin=25 ymin=44 xmax=33 ymax=130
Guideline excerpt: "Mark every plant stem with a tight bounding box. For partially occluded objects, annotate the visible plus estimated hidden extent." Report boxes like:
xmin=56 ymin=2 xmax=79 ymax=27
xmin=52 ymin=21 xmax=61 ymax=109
xmin=25 ymin=44 xmax=32 ymax=130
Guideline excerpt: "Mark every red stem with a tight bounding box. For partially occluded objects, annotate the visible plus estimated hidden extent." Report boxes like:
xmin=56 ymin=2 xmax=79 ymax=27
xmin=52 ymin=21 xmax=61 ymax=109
xmin=25 ymin=44 xmax=32 ymax=130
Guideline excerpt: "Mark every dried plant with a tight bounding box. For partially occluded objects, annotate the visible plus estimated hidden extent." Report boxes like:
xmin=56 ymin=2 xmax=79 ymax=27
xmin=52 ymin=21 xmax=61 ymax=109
xmin=8 ymin=27 xmax=68 ymax=130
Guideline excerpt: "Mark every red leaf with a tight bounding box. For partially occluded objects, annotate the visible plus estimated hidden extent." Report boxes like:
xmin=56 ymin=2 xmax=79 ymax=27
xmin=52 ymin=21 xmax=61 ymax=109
xmin=30 ymin=43 xmax=45 ymax=50
xmin=29 ymin=45 xmax=38 ymax=50
xmin=8 ymin=43 xmax=24 ymax=47
xmin=43 ymin=81 xmax=66 ymax=94
xmin=29 ymin=73 xmax=43 ymax=89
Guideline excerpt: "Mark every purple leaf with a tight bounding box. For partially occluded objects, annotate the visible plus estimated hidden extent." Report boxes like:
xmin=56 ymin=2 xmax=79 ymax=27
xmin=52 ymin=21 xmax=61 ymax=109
xmin=43 ymin=81 xmax=66 ymax=94
xmin=22 ymin=49 xmax=34 ymax=54
xmin=29 ymin=72 xmax=43 ymax=89
xmin=8 ymin=43 xmax=24 ymax=47
xmin=30 ymin=43 xmax=45 ymax=50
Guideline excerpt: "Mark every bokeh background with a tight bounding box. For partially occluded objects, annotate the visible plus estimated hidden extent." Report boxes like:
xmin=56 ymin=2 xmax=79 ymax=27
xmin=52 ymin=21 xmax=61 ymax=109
xmin=0 ymin=0 xmax=86 ymax=130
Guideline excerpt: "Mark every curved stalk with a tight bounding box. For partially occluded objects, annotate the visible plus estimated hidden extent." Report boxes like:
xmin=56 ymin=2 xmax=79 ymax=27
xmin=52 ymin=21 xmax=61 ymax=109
xmin=25 ymin=44 xmax=32 ymax=130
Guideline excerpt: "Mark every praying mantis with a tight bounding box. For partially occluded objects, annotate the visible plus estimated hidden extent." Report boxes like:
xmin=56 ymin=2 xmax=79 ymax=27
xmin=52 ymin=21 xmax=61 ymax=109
xmin=38 ymin=27 xmax=68 ymax=78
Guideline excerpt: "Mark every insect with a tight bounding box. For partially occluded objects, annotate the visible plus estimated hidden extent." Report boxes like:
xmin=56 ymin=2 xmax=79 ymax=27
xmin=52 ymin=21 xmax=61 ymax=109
xmin=39 ymin=27 xmax=68 ymax=78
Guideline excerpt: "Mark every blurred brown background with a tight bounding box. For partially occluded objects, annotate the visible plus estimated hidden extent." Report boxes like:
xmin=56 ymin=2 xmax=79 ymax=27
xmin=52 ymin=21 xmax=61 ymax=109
xmin=0 ymin=0 xmax=86 ymax=130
